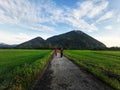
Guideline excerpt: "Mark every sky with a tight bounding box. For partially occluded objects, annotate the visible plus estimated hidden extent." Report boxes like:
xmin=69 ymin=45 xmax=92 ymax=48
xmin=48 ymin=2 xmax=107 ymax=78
xmin=0 ymin=0 xmax=120 ymax=47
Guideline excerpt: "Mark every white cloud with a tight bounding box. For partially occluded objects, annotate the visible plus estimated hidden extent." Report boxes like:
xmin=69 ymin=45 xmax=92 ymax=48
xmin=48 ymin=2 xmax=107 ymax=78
xmin=43 ymin=0 xmax=104 ymax=32
xmin=0 ymin=32 xmax=33 ymax=44
xmin=95 ymin=36 xmax=120 ymax=47
xmin=13 ymin=33 xmax=31 ymax=41
xmin=97 ymin=11 xmax=114 ymax=22
xmin=93 ymin=27 xmax=120 ymax=47
xmin=72 ymin=0 xmax=109 ymax=19
xmin=73 ymin=1 xmax=93 ymax=20
xmin=19 ymin=23 xmax=55 ymax=32
xmin=62 ymin=16 xmax=98 ymax=32
xmin=0 ymin=0 xmax=36 ymax=23
xmin=104 ymin=25 xmax=113 ymax=30
xmin=0 ymin=0 xmax=56 ymax=32
xmin=62 ymin=0 xmax=109 ymax=32
xmin=87 ymin=0 xmax=109 ymax=18
xmin=117 ymin=14 xmax=120 ymax=22
xmin=0 ymin=31 xmax=54 ymax=44
xmin=0 ymin=0 xmax=110 ymax=32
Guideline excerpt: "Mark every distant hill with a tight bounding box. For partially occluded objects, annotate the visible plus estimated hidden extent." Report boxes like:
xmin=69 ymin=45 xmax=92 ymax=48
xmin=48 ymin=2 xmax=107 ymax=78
xmin=0 ymin=43 xmax=9 ymax=47
xmin=16 ymin=37 xmax=46 ymax=49
xmin=0 ymin=43 xmax=16 ymax=49
xmin=16 ymin=30 xmax=106 ymax=49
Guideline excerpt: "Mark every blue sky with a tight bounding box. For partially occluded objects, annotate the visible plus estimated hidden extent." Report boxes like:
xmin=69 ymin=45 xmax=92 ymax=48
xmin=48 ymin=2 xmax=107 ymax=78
xmin=0 ymin=0 xmax=120 ymax=47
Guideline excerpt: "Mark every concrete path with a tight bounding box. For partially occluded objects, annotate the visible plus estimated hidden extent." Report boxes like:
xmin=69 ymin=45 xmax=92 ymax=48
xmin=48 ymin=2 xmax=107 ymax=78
xmin=32 ymin=53 xmax=114 ymax=90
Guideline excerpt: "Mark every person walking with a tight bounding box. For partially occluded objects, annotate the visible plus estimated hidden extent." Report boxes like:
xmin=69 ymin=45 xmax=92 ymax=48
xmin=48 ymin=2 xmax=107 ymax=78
xmin=60 ymin=48 xmax=64 ymax=58
xmin=54 ymin=48 xmax=58 ymax=56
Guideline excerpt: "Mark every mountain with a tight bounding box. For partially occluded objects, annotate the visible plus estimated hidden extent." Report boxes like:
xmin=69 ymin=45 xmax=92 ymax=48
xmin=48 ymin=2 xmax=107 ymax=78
xmin=16 ymin=37 xmax=46 ymax=49
xmin=16 ymin=30 xmax=106 ymax=49
xmin=0 ymin=43 xmax=17 ymax=48
xmin=46 ymin=30 xmax=106 ymax=49
xmin=0 ymin=43 xmax=9 ymax=47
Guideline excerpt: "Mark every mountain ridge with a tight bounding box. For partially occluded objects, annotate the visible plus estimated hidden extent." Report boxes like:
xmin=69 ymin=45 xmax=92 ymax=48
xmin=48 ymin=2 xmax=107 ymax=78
xmin=16 ymin=30 xmax=106 ymax=49
xmin=0 ymin=43 xmax=17 ymax=48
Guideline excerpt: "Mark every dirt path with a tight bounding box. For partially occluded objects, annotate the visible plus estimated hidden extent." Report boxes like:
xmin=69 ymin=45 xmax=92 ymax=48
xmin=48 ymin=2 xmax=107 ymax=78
xmin=32 ymin=53 xmax=114 ymax=90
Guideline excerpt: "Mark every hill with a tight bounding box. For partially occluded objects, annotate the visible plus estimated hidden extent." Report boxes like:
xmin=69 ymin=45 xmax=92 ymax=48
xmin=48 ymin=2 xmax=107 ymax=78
xmin=0 ymin=43 xmax=16 ymax=49
xmin=16 ymin=37 xmax=46 ymax=49
xmin=46 ymin=30 xmax=106 ymax=49
xmin=16 ymin=30 xmax=106 ymax=49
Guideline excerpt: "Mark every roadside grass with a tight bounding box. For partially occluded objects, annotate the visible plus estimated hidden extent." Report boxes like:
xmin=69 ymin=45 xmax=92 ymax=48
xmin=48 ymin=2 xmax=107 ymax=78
xmin=65 ymin=50 xmax=120 ymax=90
xmin=0 ymin=49 xmax=53 ymax=90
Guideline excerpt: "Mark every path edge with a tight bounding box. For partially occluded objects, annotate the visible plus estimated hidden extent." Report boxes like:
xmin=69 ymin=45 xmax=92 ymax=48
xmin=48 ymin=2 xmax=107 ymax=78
xmin=31 ymin=52 xmax=54 ymax=90
xmin=64 ymin=55 xmax=115 ymax=90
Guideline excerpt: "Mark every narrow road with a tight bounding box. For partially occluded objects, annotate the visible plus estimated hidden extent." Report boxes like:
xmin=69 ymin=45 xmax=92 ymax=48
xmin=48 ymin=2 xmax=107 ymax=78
xmin=32 ymin=53 xmax=114 ymax=90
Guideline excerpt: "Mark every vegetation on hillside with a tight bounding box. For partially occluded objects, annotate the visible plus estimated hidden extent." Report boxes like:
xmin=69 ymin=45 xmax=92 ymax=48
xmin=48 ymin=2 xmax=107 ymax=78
xmin=16 ymin=30 xmax=106 ymax=49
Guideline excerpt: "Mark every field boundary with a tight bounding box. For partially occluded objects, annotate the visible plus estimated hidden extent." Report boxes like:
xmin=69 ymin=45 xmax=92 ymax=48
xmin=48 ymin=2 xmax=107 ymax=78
xmin=31 ymin=52 xmax=54 ymax=89
xmin=64 ymin=55 xmax=115 ymax=90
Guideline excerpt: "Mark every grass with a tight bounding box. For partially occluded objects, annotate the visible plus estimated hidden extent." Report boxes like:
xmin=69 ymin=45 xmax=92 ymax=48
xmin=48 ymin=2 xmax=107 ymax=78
xmin=64 ymin=50 xmax=120 ymax=90
xmin=0 ymin=49 xmax=53 ymax=90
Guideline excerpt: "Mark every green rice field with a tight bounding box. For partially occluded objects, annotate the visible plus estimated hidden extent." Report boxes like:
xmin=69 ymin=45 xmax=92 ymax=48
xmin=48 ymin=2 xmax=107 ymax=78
xmin=0 ymin=49 xmax=52 ymax=90
xmin=0 ymin=50 xmax=120 ymax=90
xmin=65 ymin=50 xmax=120 ymax=90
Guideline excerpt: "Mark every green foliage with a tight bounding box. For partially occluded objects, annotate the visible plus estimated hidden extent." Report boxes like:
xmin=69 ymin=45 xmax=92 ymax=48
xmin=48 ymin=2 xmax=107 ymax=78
xmin=0 ymin=49 xmax=52 ymax=90
xmin=65 ymin=50 xmax=120 ymax=90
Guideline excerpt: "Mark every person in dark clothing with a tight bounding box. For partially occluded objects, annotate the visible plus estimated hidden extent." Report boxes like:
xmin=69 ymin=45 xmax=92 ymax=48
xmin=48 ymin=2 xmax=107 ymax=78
xmin=60 ymin=48 xmax=64 ymax=58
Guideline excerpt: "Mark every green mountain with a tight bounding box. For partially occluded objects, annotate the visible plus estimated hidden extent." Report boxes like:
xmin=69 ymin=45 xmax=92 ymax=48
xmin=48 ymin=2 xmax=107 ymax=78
xmin=46 ymin=30 xmax=106 ymax=49
xmin=16 ymin=37 xmax=46 ymax=49
xmin=16 ymin=30 xmax=106 ymax=49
